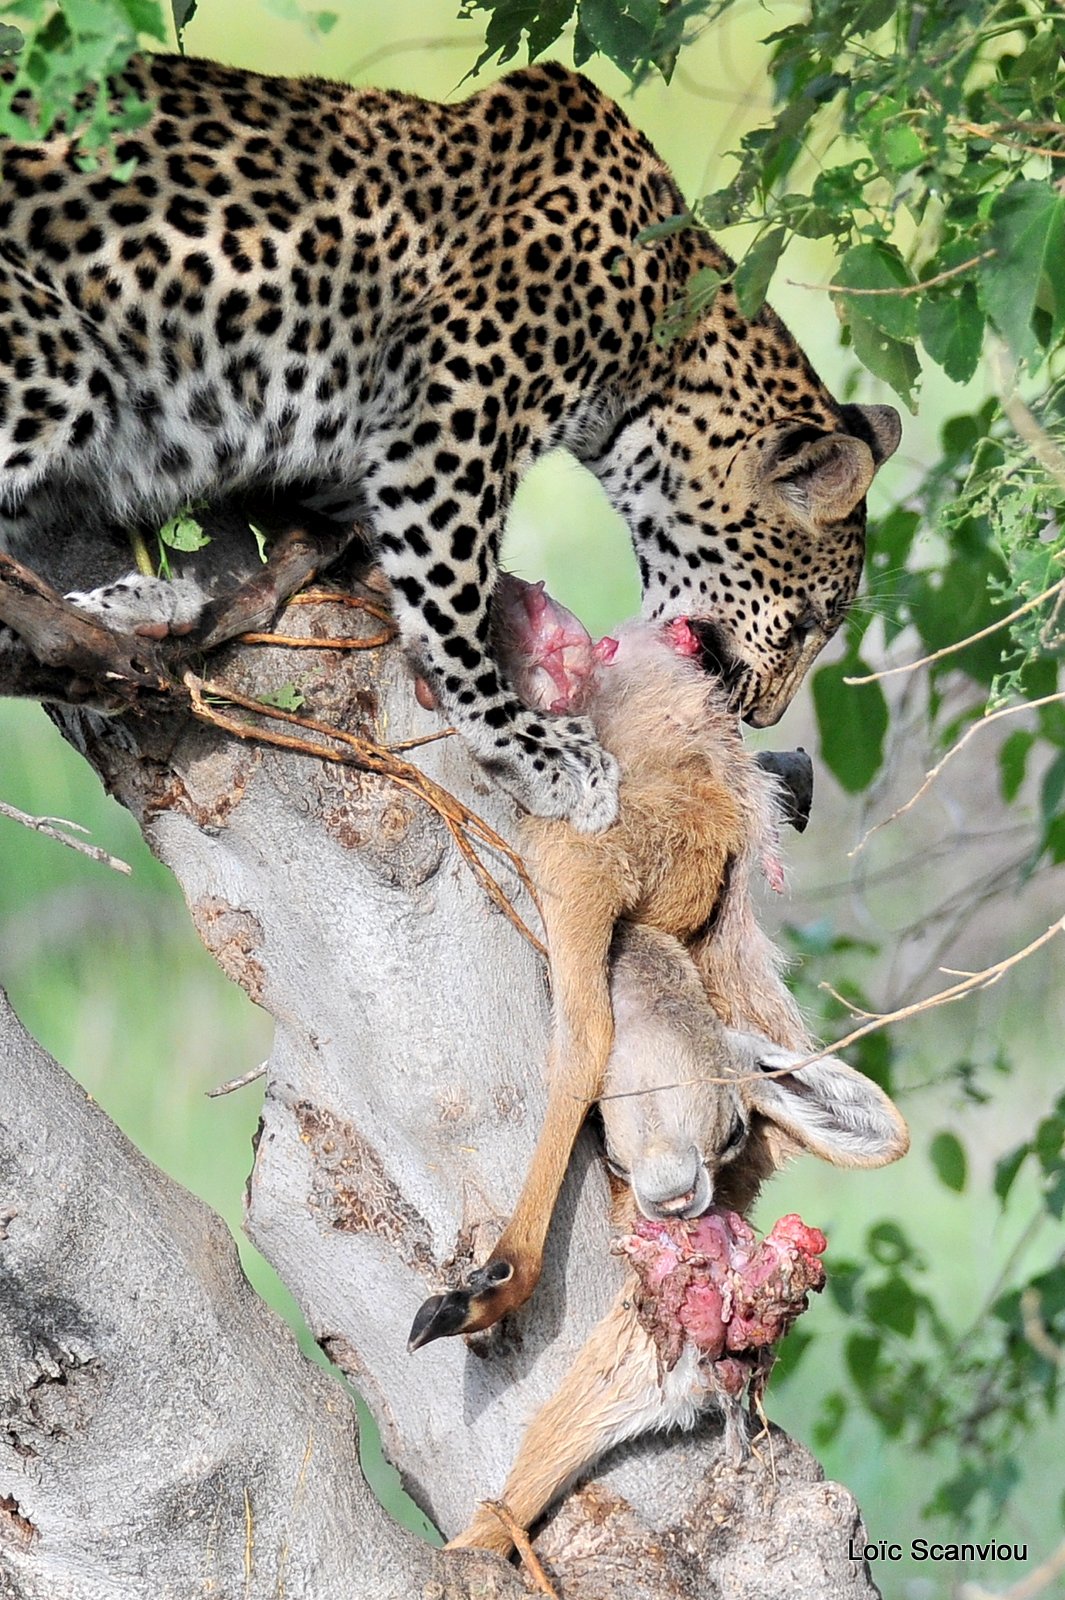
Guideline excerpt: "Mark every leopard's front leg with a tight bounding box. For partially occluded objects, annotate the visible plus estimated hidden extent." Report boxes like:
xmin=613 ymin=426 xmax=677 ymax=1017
xmin=368 ymin=455 xmax=618 ymax=833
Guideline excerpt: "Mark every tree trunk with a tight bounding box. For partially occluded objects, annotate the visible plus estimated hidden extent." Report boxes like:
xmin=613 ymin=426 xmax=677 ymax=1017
xmin=0 ymin=579 xmax=881 ymax=1598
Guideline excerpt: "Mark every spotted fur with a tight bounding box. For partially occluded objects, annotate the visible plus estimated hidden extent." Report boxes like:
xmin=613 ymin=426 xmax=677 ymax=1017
xmin=0 ymin=55 xmax=899 ymax=828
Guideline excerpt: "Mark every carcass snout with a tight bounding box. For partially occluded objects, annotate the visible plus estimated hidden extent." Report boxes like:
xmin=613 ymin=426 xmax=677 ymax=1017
xmin=632 ymin=1148 xmax=712 ymax=1221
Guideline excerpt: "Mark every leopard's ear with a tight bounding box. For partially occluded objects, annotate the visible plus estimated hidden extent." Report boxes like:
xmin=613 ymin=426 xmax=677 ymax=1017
xmin=840 ymin=403 xmax=902 ymax=467
xmin=768 ymin=426 xmax=876 ymax=525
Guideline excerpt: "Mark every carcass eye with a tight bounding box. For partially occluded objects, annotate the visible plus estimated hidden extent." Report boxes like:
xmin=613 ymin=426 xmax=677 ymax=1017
xmin=722 ymin=1116 xmax=747 ymax=1157
xmin=605 ymin=1155 xmax=630 ymax=1180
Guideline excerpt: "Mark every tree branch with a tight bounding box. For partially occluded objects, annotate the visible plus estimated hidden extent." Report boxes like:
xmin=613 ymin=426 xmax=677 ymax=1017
xmin=3 ymin=546 xmax=884 ymax=1597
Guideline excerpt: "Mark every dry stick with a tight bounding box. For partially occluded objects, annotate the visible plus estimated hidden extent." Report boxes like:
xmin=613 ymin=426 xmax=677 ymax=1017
xmin=786 ymin=249 xmax=995 ymax=298
xmin=288 ymin=589 xmax=394 ymax=620
xmin=1020 ymin=1287 xmax=1063 ymax=1369
xmin=184 ymin=672 xmax=546 ymax=959
xmin=845 ymin=575 xmax=1065 ymax=686
xmin=595 ymin=917 xmax=1065 ymax=1103
xmin=245 ymin=587 xmax=458 ymax=752
xmin=482 ymin=1502 xmax=560 ymax=1600
xmin=850 ymin=690 xmax=1065 ymax=857
xmin=952 ymin=117 xmax=1065 ymax=160
xmin=991 ymin=339 xmax=1065 ymax=492
xmin=237 ymin=630 xmax=395 ymax=649
xmin=237 ymin=588 xmax=398 ymax=651
xmin=207 ymin=1062 xmax=268 ymax=1099
xmin=959 ymin=1534 xmax=1065 ymax=1600
xmin=0 ymin=800 xmax=133 ymax=875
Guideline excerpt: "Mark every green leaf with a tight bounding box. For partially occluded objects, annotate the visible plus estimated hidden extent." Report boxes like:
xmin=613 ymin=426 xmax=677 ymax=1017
xmin=994 ymin=1144 xmax=1030 ymax=1204
xmin=845 ymin=1331 xmax=883 ymax=1388
xmin=0 ymin=23 xmax=24 ymax=55
xmin=249 ymin=523 xmax=270 ymax=564
xmin=1046 ymin=1169 xmax=1065 ymax=1220
xmin=258 ymin=683 xmax=306 ymax=711
xmin=733 ymin=227 xmax=786 ymax=320
xmin=1040 ymin=749 xmax=1065 ymax=824
xmin=116 ymin=0 xmax=166 ymax=29
xmin=771 ymin=1325 xmax=813 ymax=1383
xmin=812 ymin=657 xmax=888 ymax=793
xmin=867 ymin=1222 xmax=913 ymax=1267
xmin=847 ymin=311 xmax=920 ymax=408
xmin=1034 ymin=1113 xmax=1065 ymax=1173
xmin=465 ymin=0 xmax=575 ymax=70
xmin=858 ymin=93 xmax=924 ymax=174
xmin=575 ymin=0 xmax=657 ymax=75
xmin=865 ymin=1273 xmax=920 ymax=1338
xmin=929 ymin=1131 xmax=967 ymax=1192
xmin=635 ymin=213 xmax=694 ymax=248
xmin=982 ymin=181 xmax=1065 ymax=364
xmin=999 ymin=729 xmax=1035 ymax=803
xmin=158 ymin=511 xmax=210 ymax=552
xmin=812 ymin=1391 xmax=847 ymax=1447
xmin=1042 ymin=813 xmax=1065 ymax=866
xmin=826 ymin=1258 xmax=863 ymax=1314
xmin=918 ymin=280 xmax=984 ymax=384
xmin=171 ymin=0 xmax=198 ymax=36
xmin=832 ymin=242 xmax=918 ymax=340
xmin=653 ymin=266 xmax=722 ymax=349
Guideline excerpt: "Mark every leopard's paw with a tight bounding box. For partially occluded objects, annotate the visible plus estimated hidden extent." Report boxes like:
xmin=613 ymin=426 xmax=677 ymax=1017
xmin=487 ymin=714 xmax=619 ymax=833
xmin=65 ymin=574 xmax=206 ymax=639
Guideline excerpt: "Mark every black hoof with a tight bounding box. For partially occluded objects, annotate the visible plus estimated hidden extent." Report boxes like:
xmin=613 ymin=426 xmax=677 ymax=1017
xmin=408 ymin=1290 xmax=474 ymax=1352
xmin=756 ymin=748 xmax=814 ymax=833
xmin=407 ymin=1260 xmax=516 ymax=1352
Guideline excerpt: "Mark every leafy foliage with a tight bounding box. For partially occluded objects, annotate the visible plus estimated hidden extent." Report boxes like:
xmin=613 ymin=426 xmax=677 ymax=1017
xmin=0 ymin=1 xmax=169 ymax=144
xmin=458 ymin=0 xmax=722 ymax=81
xmin=457 ymin=1 xmax=1064 ymax=405
xmin=794 ymin=1092 xmax=1065 ymax=1523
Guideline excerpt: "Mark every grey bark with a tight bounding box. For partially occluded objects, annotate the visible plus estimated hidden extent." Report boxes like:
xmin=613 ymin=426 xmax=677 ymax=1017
xmin=0 ymin=581 xmax=880 ymax=1598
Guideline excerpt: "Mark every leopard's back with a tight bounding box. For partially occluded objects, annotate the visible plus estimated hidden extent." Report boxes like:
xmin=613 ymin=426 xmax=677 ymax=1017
xmin=0 ymin=55 xmax=674 ymax=547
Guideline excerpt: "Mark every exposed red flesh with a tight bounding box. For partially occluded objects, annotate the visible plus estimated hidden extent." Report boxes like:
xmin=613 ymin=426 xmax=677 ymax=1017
xmin=613 ymin=1210 xmax=826 ymax=1389
xmin=665 ymin=616 xmax=702 ymax=658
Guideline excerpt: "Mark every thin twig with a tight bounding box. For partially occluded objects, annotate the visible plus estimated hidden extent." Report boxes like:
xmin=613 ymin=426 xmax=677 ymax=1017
xmin=236 ymin=629 xmax=394 ymax=649
xmin=991 ymin=339 xmax=1065 ymax=494
xmin=850 ymin=691 xmax=1065 ymax=857
xmin=1020 ymin=1287 xmax=1063 ymax=1369
xmin=242 ymin=1484 xmax=253 ymax=1598
xmin=787 ymin=250 xmax=995 ymax=298
xmin=288 ymin=589 xmax=394 ymax=622
xmin=0 ymin=801 xmax=133 ymax=875
xmin=844 ymin=575 xmax=1065 ymax=684
xmin=207 ymin=1062 xmax=268 ymax=1099
xmin=387 ymin=728 xmax=457 ymax=751
xmin=185 ymin=672 xmax=546 ymax=959
xmin=952 ymin=118 xmax=1065 ymax=159
xmin=595 ymin=918 xmax=1065 ymax=1101
xmin=238 ymin=590 xmax=397 ymax=651
xmin=482 ymin=1502 xmax=560 ymax=1599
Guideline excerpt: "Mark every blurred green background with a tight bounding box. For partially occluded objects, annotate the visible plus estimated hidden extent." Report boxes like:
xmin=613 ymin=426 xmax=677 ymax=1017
xmin=1 ymin=5 xmax=1062 ymax=1596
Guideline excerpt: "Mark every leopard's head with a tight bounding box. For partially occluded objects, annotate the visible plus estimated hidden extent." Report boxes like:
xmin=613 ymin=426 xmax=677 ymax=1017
xmin=599 ymin=396 xmax=901 ymax=726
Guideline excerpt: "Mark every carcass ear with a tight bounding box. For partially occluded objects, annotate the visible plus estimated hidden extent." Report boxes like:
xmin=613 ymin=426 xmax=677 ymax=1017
xmin=769 ymin=427 xmax=876 ymax=524
xmin=840 ymin=402 xmax=902 ymax=467
xmin=746 ymin=1044 xmax=909 ymax=1168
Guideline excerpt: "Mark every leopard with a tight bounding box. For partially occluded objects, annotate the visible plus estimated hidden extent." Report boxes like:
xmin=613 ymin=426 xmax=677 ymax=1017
xmin=0 ymin=53 xmax=900 ymax=831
